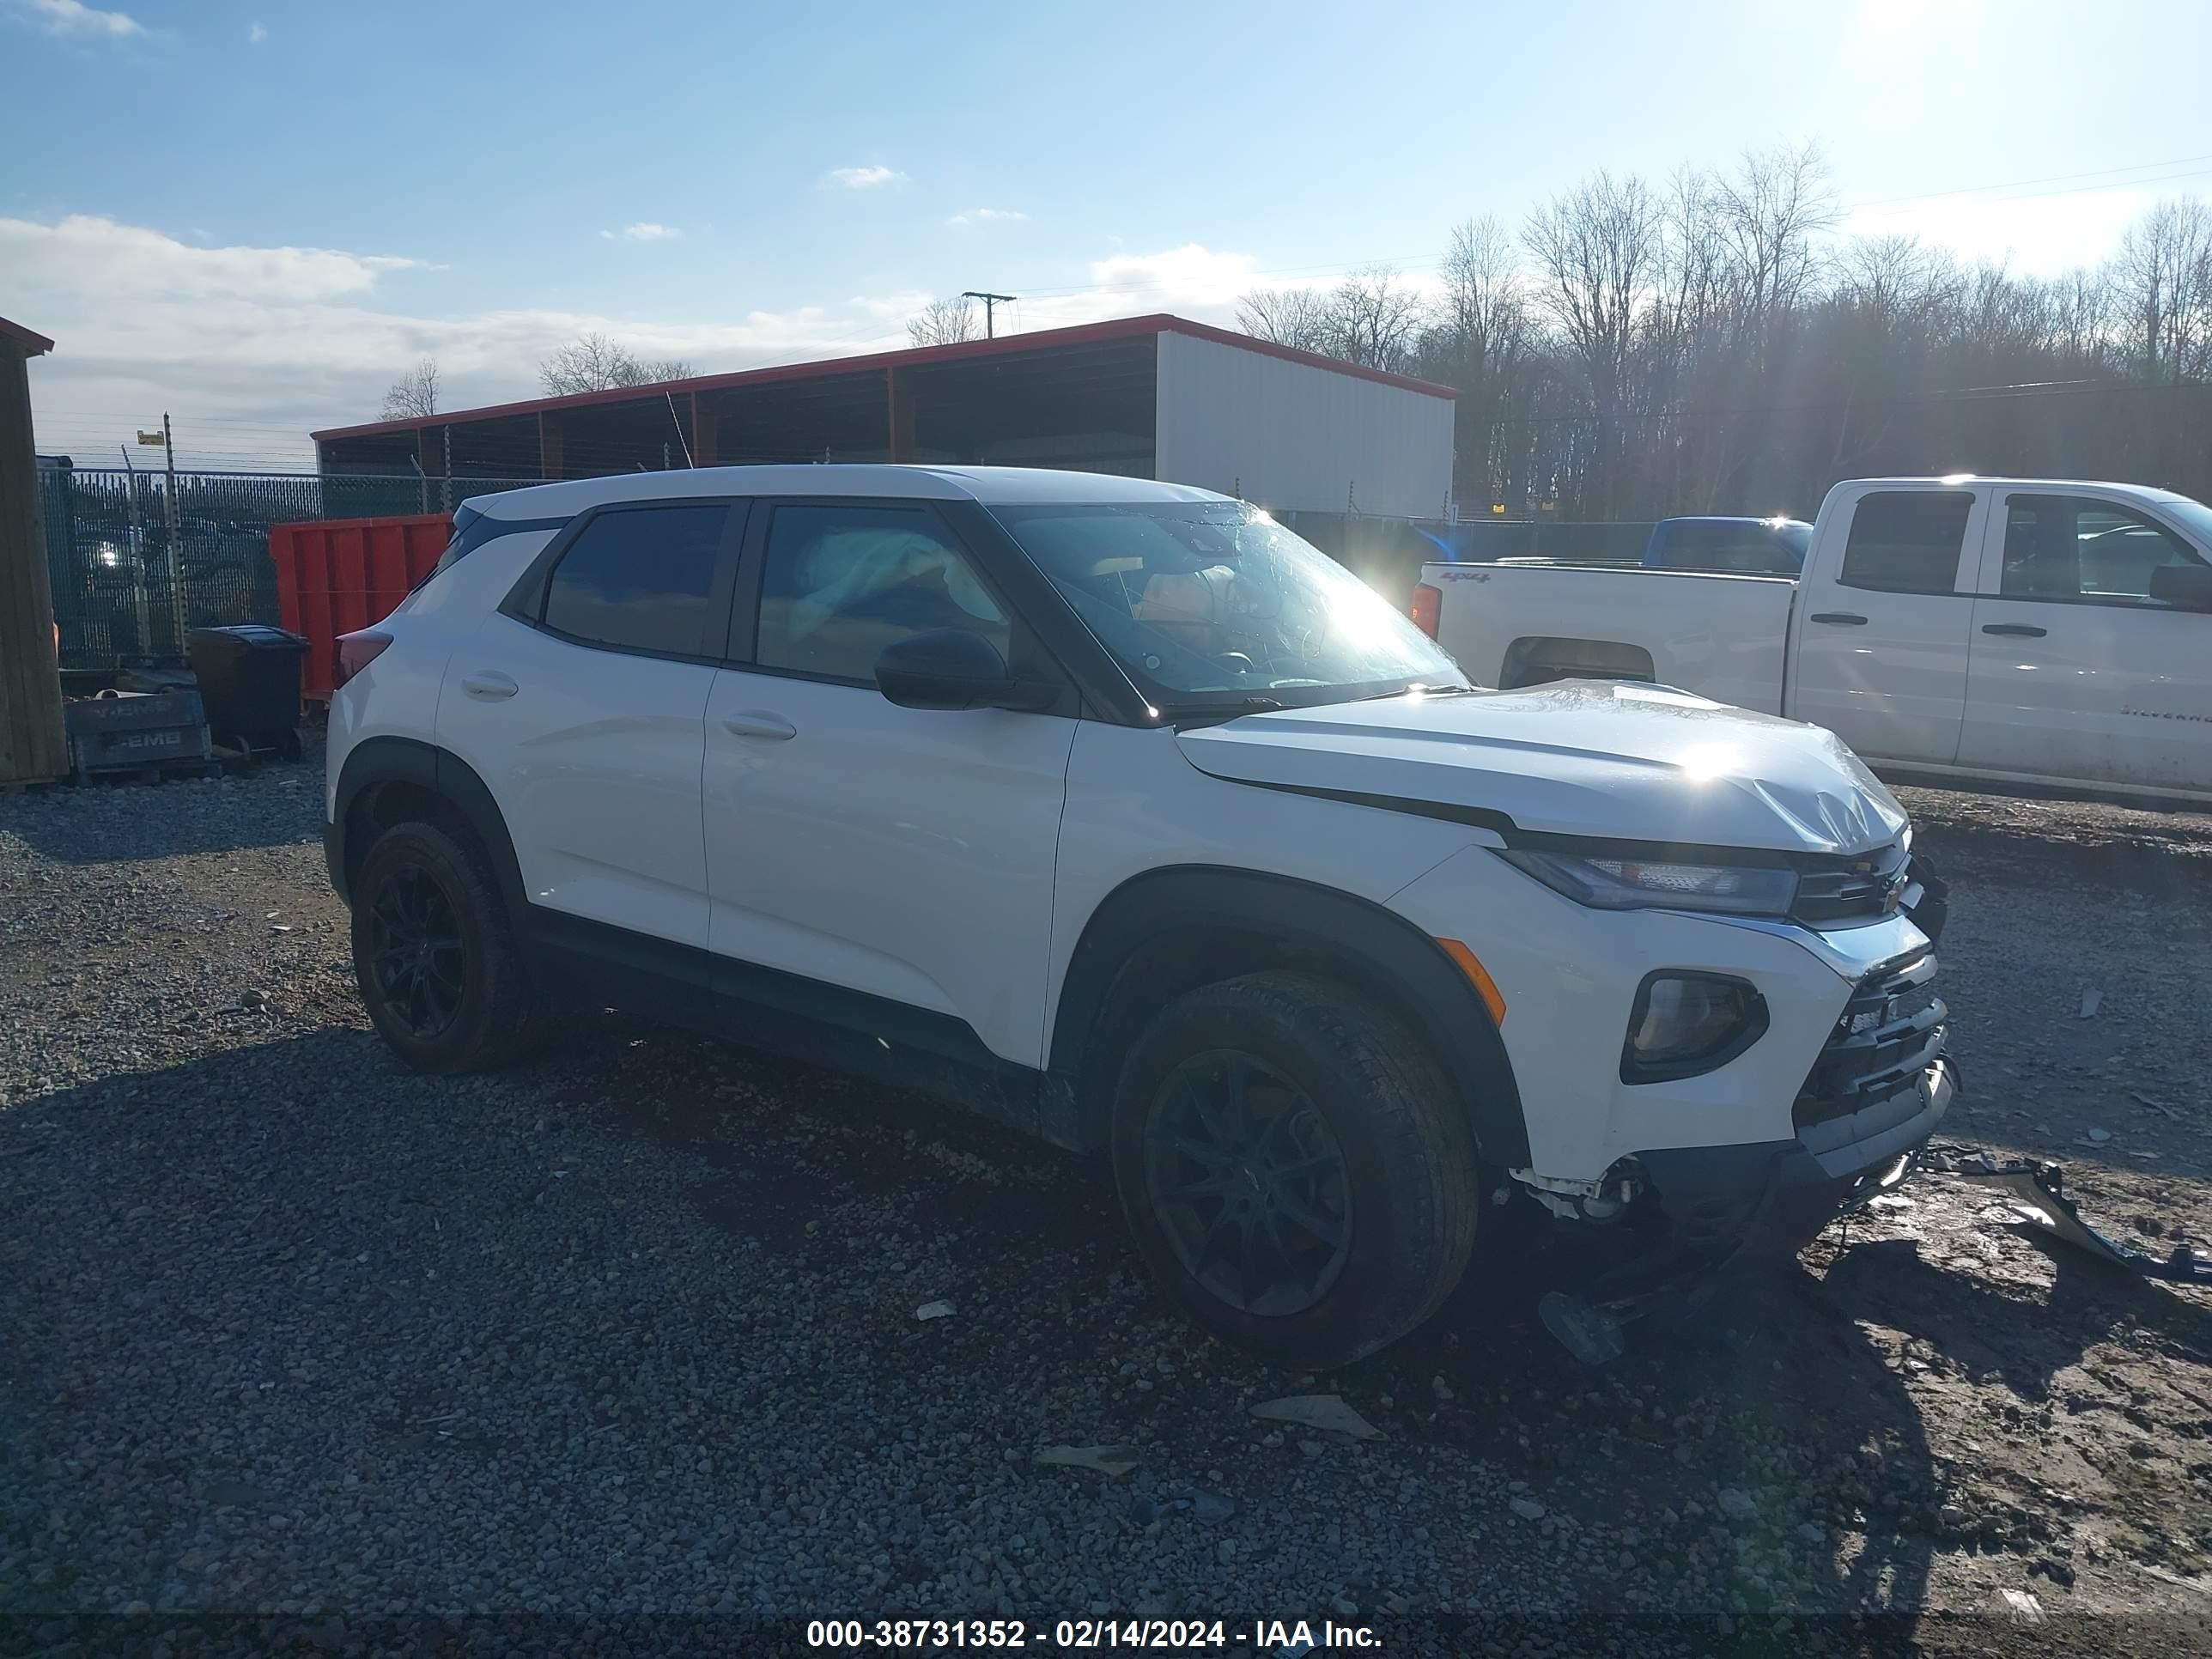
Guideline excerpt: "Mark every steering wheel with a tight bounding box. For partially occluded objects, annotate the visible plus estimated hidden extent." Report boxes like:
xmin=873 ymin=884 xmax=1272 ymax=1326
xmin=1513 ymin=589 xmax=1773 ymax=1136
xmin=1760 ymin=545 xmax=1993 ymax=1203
xmin=1211 ymin=651 xmax=1258 ymax=675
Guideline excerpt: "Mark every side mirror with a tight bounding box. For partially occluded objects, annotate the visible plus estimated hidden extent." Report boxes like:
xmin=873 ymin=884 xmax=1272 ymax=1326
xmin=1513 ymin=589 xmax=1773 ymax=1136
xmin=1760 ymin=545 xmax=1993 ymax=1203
xmin=2150 ymin=563 xmax=2212 ymax=612
xmin=875 ymin=629 xmax=1055 ymax=712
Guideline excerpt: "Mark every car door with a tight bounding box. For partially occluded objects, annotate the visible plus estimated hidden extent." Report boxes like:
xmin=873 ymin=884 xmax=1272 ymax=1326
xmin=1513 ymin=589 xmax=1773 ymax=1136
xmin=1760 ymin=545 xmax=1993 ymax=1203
xmin=1958 ymin=489 xmax=2212 ymax=792
xmin=1787 ymin=485 xmax=1984 ymax=765
xmin=436 ymin=499 xmax=742 ymax=948
xmin=702 ymin=499 xmax=1078 ymax=1069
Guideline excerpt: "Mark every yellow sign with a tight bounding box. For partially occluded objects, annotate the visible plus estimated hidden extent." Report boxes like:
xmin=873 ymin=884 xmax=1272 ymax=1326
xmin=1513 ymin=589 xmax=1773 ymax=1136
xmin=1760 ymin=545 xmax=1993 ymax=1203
xmin=137 ymin=430 xmax=166 ymax=447
xmin=1490 ymin=502 xmax=1506 ymax=516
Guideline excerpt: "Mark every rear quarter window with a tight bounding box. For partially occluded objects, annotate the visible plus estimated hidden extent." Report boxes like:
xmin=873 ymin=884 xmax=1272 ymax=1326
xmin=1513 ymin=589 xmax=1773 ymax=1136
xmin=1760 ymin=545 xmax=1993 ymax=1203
xmin=535 ymin=502 xmax=732 ymax=658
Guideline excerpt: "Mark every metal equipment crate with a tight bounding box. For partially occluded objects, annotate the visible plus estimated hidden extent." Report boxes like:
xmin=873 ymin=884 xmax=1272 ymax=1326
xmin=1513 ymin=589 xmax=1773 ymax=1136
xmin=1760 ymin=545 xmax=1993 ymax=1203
xmin=63 ymin=689 xmax=218 ymax=784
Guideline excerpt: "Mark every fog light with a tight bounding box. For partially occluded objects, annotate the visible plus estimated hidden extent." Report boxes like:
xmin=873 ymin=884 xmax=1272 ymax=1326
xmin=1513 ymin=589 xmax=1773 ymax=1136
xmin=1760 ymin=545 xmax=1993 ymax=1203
xmin=1621 ymin=972 xmax=1769 ymax=1083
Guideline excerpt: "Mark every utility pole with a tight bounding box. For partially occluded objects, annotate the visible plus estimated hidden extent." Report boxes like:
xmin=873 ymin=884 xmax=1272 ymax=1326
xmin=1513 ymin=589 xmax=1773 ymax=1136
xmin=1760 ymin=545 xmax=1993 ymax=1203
xmin=961 ymin=291 xmax=1016 ymax=340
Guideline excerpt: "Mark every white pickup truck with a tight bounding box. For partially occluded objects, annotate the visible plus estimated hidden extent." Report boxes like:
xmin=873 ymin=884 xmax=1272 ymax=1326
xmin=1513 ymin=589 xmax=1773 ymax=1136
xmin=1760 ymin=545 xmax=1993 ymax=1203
xmin=1414 ymin=477 xmax=2212 ymax=802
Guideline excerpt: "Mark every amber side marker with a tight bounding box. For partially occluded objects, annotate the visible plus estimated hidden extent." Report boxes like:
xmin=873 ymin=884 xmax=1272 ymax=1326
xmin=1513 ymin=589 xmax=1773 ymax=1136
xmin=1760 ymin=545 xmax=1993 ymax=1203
xmin=1435 ymin=938 xmax=1506 ymax=1025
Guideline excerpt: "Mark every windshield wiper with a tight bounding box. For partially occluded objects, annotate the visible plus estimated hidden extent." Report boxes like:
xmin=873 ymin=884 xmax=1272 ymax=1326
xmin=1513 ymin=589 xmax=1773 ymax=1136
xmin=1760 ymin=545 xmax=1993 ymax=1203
xmin=1156 ymin=695 xmax=1284 ymax=726
xmin=1346 ymin=682 xmax=1479 ymax=702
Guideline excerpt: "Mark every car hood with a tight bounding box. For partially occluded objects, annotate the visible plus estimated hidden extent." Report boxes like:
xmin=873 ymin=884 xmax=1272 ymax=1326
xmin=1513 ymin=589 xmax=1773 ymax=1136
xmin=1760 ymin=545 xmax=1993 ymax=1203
xmin=1176 ymin=681 xmax=1909 ymax=855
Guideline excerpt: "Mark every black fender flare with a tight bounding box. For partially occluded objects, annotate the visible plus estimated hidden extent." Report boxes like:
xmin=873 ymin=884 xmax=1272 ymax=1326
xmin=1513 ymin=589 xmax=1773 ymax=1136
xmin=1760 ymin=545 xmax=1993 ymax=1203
xmin=328 ymin=736 xmax=525 ymax=917
xmin=1046 ymin=866 xmax=1529 ymax=1166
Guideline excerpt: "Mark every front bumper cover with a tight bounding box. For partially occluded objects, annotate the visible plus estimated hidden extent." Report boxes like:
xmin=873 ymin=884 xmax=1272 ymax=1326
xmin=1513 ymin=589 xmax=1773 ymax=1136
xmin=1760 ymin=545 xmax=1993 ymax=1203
xmin=1633 ymin=1048 xmax=1957 ymax=1258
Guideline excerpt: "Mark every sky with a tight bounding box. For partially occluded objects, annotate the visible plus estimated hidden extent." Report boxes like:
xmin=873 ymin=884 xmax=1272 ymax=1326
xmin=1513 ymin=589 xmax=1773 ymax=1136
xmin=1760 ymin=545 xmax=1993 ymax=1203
xmin=4 ymin=0 xmax=2210 ymax=471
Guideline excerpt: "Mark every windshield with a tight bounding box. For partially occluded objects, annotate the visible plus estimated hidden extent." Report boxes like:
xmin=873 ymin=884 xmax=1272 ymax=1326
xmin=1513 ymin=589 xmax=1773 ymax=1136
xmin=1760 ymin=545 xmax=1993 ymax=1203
xmin=994 ymin=501 xmax=1466 ymax=710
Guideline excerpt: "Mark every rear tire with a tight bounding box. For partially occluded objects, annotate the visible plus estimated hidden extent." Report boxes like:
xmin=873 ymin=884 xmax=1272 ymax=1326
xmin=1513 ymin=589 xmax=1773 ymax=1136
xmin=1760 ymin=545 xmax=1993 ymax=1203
xmin=350 ymin=818 xmax=545 ymax=1073
xmin=1109 ymin=970 xmax=1479 ymax=1370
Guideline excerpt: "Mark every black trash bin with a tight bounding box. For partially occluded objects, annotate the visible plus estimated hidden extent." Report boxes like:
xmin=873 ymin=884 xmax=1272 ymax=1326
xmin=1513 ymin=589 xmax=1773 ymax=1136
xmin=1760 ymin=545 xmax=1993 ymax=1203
xmin=188 ymin=624 xmax=308 ymax=763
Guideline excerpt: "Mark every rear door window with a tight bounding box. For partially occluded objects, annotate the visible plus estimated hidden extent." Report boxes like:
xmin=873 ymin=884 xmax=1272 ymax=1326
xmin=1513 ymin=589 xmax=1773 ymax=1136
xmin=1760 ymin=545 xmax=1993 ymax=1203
xmin=536 ymin=503 xmax=732 ymax=658
xmin=1838 ymin=492 xmax=1974 ymax=595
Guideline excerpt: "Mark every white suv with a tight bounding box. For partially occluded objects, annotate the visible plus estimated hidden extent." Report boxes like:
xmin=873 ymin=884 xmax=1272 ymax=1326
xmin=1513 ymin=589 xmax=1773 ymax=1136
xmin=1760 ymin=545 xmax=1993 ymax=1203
xmin=326 ymin=465 xmax=1954 ymax=1366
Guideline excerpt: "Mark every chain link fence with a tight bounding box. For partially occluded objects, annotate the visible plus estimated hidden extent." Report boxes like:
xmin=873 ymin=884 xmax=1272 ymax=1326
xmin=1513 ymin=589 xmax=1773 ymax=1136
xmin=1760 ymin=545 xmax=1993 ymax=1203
xmin=38 ymin=470 xmax=543 ymax=671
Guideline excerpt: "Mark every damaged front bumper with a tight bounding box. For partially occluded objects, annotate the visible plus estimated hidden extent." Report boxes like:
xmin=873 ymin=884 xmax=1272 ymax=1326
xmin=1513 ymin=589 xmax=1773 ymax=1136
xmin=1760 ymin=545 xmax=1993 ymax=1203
xmin=1637 ymin=1048 xmax=1957 ymax=1257
xmin=1532 ymin=946 xmax=1957 ymax=1279
xmin=1644 ymin=945 xmax=1954 ymax=1255
xmin=1530 ymin=1044 xmax=1955 ymax=1365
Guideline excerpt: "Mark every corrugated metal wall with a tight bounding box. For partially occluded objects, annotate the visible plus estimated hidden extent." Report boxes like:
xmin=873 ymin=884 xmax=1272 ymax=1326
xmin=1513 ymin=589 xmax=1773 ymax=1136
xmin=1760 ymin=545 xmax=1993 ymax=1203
xmin=1151 ymin=331 xmax=1454 ymax=520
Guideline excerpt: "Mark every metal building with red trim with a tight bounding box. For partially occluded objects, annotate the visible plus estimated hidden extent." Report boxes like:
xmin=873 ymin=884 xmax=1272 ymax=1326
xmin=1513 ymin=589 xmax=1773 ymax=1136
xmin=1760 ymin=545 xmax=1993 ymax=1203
xmin=312 ymin=313 xmax=1456 ymax=520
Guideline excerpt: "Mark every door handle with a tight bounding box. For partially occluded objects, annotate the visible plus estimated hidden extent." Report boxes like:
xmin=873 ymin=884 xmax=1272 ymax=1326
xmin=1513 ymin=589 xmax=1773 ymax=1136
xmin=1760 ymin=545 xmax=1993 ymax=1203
xmin=460 ymin=671 xmax=519 ymax=700
xmin=1808 ymin=612 xmax=1869 ymax=625
xmin=1980 ymin=623 xmax=2048 ymax=637
xmin=721 ymin=711 xmax=797 ymax=741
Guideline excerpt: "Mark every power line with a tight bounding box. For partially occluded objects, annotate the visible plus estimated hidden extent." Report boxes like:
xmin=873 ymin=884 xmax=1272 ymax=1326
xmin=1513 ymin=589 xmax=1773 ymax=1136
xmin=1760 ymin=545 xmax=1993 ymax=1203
xmin=1844 ymin=151 xmax=2212 ymax=210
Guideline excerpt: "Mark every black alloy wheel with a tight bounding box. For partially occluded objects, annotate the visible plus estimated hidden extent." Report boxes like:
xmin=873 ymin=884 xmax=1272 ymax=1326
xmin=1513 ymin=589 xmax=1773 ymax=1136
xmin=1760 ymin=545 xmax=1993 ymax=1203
xmin=349 ymin=817 xmax=545 ymax=1074
xmin=1109 ymin=970 xmax=1480 ymax=1368
xmin=365 ymin=862 xmax=467 ymax=1040
xmin=1143 ymin=1050 xmax=1355 ymax=1317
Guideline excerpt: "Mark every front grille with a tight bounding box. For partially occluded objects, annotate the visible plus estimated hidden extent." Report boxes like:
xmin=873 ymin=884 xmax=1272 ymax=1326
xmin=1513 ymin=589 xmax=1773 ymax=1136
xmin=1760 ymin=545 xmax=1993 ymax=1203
xmin=1794 ymin=951 xmax=1947 ymax=1132
xmin=1792 ymin=841 xmax=1911 ymax=927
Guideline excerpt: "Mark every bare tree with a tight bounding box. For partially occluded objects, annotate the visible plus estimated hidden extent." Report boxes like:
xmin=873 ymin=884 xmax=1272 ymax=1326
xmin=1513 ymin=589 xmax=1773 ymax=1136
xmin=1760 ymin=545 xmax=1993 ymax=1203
xmin=1236 ymin=286 xmax=1334 ymax=354
xmin=1424 ymin=176 xmax=2209 ymax=519
xmin=540 ymin=332 xmax=637 ymax=394
xmin=1838 ymin=235 xmax=1957 ymax=331
xmin=380 ymin=358 xmax=441 ymax=421
xmin=1711 ymin=143 xmax=1839 ymax=339
xmin=1324 ymin=266 xmax=1427 ymax=372
xmin=1437 ymin=218 xmax=1528 ymax=366
xmin=1524 ymin=172 xmax=1666 ymax=386
xmin=1426 ymin=220 xmax=1538 ymax=507
xmin=538 ymin=333 xmax=696 ymax=395
xmin=2112 ymin=198 xmax=2212 ymax=381
xmin=907 ymin=296 xmax=980 ymax=347
xmin=2051 ymin=265 xmax=2114 ymax=366
xmin=1522 ymin=171 xmax=1668 ymax=514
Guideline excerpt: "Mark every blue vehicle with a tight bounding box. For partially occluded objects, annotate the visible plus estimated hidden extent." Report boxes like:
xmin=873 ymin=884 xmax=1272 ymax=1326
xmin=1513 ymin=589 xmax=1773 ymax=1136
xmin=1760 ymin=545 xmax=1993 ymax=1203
xmin=1640 ymin=515 xmax=1812 ymax=574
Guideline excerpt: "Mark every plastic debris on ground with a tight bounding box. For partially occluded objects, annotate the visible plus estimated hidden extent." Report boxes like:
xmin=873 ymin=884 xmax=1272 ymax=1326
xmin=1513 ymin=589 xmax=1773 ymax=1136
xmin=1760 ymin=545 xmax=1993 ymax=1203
xmin=1248 ymin=1394 xmax=1381 ymax=1440
xmin=1033 ymin=1443 xmax=1140 ymax=1479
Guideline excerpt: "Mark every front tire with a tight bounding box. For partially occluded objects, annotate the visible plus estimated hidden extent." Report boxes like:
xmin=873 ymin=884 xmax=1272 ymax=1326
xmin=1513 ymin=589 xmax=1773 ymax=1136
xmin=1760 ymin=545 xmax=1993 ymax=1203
xmin=350 ymin=819 xmax=545 ymax=1074
xmin=1109 ymin=970 xmax=1479 ymax=1369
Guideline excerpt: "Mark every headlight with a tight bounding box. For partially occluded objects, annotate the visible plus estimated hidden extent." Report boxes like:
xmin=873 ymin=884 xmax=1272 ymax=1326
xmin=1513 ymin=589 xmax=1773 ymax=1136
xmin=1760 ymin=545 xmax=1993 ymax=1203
xmin=1498 ymin=848 xmax=1798 ymax=917
xmin=1622 ymin=972 xmax=1769 ymax=1082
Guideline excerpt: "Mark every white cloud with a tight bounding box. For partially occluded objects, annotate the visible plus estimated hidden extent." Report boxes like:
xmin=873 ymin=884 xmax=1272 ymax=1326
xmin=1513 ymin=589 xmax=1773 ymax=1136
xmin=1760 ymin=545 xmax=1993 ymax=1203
xmin=946 ymin=208 xmax=1026 ymax=228
xmin=1059 ymin=244 xmax=1266 ymax=315
xmin=602 ymin=222 xmax=680 ymax=242
xmin=824 ymin=165 xmax=906 ymax=191
xmin=9 ymin=0 xmax=144 ymax=37
xmin=247 ymin=21 xmax=266 ymax=43
xmin=847 ymin=289 xmax=939 ymax=322
xmin=6 ymin=215 xmax=422 ymax=303
xmin=6 ymin=214 xmax=931 ymax=468
xmin=1844 ymin=185 xmax=2160 ymax=277
xmin=6 ymin=213 xmax=1304 ymax=471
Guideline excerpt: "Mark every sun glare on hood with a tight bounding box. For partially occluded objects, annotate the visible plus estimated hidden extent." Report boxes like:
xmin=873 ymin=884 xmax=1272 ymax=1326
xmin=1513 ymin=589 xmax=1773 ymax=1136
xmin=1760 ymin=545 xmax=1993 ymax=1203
xmin=1675 ymin=743 xmax=1747 ymax=781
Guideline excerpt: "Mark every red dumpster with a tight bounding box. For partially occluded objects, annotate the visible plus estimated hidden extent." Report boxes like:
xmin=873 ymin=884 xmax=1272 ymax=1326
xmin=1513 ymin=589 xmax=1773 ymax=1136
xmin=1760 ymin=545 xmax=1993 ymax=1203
xmin=270 ymin=514 xmax=451 ymax=702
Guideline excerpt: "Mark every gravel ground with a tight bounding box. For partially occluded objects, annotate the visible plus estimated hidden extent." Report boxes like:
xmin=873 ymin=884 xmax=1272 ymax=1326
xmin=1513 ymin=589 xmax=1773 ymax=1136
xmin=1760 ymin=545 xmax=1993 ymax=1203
xmin=2 ymin=754 xmax=2209 ymax=1657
